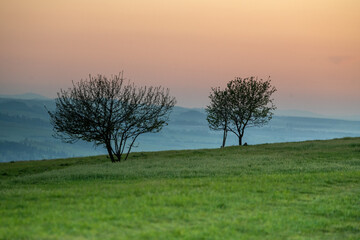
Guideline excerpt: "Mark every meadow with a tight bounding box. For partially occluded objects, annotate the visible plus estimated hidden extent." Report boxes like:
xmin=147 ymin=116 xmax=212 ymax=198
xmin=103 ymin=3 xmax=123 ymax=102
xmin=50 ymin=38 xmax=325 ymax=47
xmin=0 ymin=138 xmax=359 ymax=239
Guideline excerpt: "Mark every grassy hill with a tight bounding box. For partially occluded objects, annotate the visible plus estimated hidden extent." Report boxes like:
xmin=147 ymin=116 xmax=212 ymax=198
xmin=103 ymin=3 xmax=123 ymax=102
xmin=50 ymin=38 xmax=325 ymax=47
xmin=0 ymin=138 xmax=359 ymax=239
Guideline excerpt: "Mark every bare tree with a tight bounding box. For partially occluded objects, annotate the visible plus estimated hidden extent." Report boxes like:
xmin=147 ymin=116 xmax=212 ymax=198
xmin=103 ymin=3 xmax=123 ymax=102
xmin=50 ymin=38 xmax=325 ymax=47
xmin=205 ymin=87 xmax=231 ymax=148
xmin=48 ymin=73 xmax=176 ymax=162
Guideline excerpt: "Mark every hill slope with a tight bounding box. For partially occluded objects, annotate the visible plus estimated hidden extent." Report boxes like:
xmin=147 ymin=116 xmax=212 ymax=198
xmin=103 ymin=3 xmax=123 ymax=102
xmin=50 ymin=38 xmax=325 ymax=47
xmin=0 ymin=138 xmax=359 ymax=239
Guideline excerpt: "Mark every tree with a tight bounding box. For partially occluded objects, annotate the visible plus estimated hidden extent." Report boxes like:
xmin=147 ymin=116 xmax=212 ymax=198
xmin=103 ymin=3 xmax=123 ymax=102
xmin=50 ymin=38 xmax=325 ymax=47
xmin=48 ymin=73 xmax=176 ymax=162
xmin=206 ymin=76 xmax=276 ymax=146
xmin=227 ymin=76 xmax=277 ymax=145
xmin=205 ymin=87 xmax=231 ymax=148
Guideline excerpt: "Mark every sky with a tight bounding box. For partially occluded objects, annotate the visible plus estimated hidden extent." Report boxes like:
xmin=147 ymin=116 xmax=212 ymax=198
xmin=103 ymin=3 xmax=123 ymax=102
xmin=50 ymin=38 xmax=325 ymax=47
xmin=0 ymin=0 xmax=359 ymax=116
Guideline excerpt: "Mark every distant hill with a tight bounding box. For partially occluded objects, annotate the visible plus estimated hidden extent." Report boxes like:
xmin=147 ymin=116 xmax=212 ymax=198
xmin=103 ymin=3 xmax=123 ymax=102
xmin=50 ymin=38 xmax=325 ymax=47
xmin=276 ymin=109 xmax=360 ymax=121
xmin=0 ymin=97 xmax=359 ymax=162
xmin=275 ymin=109 xmax=325 ymax=118
xmin=0 ymin=93 xmax=50 ymax=100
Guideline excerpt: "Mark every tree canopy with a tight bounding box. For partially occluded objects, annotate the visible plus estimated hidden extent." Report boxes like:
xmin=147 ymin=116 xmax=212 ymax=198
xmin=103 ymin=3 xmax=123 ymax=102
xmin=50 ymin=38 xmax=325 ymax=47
xmin=206 ymin=87 xmax=231 ymax=148
xmin=206 ymin=76 xmax=276 ymax=146
xmin=48 ymin=73 xmax=176 ymax=162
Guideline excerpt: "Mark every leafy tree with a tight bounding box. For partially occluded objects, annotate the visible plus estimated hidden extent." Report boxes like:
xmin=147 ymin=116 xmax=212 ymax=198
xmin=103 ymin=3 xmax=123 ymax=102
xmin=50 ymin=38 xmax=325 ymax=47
xmin=227 ymin=76 xmax=277 ymax=145
xmin=207 ymin=76 xmax=276 ymax=146
xmin=48 ymin=73 xmax=176 ymax=162
xmin=205 ymin=87 xmax=231 ymax=148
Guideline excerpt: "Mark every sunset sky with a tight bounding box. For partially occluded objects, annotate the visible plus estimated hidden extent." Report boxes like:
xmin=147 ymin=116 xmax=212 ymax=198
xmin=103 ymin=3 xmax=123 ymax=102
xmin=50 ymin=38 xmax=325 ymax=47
xmin=1 ymin=0 xmax=359 ymax=116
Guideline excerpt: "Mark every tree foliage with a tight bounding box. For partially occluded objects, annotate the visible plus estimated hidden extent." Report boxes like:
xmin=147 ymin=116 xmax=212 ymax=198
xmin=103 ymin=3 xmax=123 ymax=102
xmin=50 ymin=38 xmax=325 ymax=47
xmin=206 ymin=87 xmax=231 ymax=148
xmin=48 ymin=73 xmax=176 ymax=162
xmin=206 ymin=76 xmax=276 ymax=146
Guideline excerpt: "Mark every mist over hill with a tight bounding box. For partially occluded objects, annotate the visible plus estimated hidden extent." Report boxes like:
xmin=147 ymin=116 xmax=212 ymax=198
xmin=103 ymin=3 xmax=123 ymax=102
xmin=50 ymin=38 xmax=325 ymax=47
xmin=0 ymin=95 xmax=359 ymax=162
xmin=0 ymin=93 xmax=50 ymax=100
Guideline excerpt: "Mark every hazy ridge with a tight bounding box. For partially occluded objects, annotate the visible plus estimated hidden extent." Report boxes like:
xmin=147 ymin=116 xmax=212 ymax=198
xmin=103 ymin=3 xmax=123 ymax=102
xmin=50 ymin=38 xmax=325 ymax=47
xmin=1 ymin=95 xmax=360 ymax=162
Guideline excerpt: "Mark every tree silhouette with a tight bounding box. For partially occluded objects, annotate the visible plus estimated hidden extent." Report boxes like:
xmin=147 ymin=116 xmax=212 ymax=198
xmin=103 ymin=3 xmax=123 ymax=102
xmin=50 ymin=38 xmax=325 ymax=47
xmin=48 ymin=73 xmax=176 ymax=162
xmin=207 ymin=76 xmax=276 ymax=146
xmin=206 ymin=87 xmax=231 ymax=148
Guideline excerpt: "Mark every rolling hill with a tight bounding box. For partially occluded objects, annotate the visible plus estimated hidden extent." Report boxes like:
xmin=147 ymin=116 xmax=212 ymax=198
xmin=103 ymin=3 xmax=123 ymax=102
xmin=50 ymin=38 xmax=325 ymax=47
xmin=0 ymin=138 xmax=359 ymax=239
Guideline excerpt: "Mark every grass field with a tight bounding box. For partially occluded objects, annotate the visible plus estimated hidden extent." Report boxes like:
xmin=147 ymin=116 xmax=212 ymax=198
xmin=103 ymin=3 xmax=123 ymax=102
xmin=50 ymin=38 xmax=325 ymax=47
xmin=0 ymin=138 xmax=359 ymax=239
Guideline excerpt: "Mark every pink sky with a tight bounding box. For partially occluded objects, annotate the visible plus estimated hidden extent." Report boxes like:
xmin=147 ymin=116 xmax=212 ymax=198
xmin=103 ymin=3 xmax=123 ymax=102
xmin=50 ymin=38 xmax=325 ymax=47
xmin=0 ymin=0 xmax=359 ymax=116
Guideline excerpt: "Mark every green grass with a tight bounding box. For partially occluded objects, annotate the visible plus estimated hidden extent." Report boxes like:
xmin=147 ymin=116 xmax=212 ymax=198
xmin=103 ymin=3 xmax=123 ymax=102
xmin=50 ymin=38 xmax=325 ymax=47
xmin=0 ymin=138 xmax=359 ymax=239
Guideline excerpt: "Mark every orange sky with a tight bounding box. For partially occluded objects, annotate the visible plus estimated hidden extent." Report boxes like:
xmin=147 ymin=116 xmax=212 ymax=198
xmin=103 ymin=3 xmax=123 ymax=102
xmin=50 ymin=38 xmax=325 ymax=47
xmin=0 ymin=0 xmax=359 ymax=115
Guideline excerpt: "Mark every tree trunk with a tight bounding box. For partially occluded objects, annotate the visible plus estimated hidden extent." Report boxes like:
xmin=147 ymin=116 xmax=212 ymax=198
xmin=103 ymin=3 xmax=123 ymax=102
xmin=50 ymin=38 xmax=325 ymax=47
xmin=238 ymin=135 xmax=242 ymax=146
xmin=106 ymin=143 xmax=116 ymax=163
xmin=124 ymin=135 xmax=139 ymax=160
xmin=115 ymin=153 xmax=122 ymax=162
xmin=221 ymin=129 xmax=227 ymax=148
